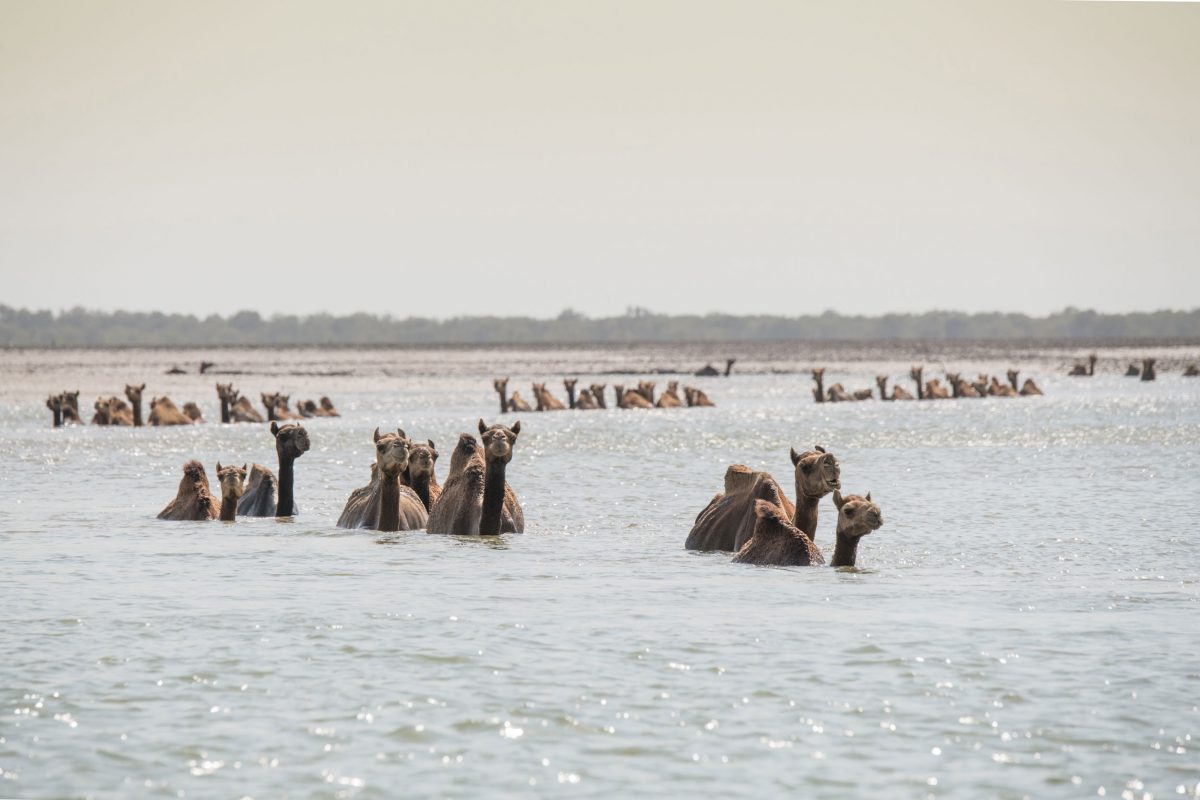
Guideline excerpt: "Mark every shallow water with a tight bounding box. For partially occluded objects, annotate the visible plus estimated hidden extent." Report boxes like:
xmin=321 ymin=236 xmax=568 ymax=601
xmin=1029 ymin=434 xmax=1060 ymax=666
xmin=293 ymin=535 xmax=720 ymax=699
xmin=2 ymin=344 xmax=1199 ymax=799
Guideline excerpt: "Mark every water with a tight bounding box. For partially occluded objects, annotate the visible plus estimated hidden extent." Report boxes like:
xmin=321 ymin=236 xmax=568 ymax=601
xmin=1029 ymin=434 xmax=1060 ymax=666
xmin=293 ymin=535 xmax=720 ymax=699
xmin=2 ymin=344 xmax=1199 ymax=799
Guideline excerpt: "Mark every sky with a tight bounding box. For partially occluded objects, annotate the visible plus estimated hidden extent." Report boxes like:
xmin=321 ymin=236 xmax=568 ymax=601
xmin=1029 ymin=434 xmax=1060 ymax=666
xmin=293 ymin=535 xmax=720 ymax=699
xmin=1 ymin=1 xmax=1198 ymax=319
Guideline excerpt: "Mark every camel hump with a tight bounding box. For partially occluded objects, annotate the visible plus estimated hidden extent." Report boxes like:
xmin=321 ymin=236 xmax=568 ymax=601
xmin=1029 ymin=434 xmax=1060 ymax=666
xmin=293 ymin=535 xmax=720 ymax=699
xmin=723 ymin=464 xmax=756 ymax=493
xmin=753 ymin=498 xmax=790 ymax=527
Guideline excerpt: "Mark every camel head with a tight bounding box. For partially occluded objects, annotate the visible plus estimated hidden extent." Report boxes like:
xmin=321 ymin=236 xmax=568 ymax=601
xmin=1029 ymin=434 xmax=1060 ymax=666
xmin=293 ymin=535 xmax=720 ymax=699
xmin=46 ymin=394 xmax=63 ymax=411
xmin=790 ymin=445 xmax=841 ymax=499
xmin=667 ymin=380 xmax=679 ymax=393
xmin=590 ymin=382 xmax=606 ymax=396
xmin=271 ymin=421 xmax=310 ymax=460
xmin=178 ymin=460 xmax=209 ymax=494
xmin=408 ymin=439 xmax=438 ymax=481
xmin=215 ymin=462 xmax=248 ymax=500
xmin=1006 ymin=369 xmax=1019 ymax=385
xmin=449 ymin=432 xmax=482 ymax=477
xmin=95 ymin=397 xmax=110 ymax=416
xmin=216 ymin=382 xmax=232 ymax=401
xmin=478 ymin=419 xmax=520 ymax=464
xmin=319 ymin=396 xmax=336 ymax=410
xmin=875 ymin=375 xmax=888 ymax=391
xmin=811 ymin=368 xmax=825 ymax=382
xmin=911 ymin=366 xmax=924 ymax=383
xmin=125 ymin=383 xmax=145 ymax=403
xmin=833 ymin=490 xmax=884 ymax=538
xmin=493 ymin=377 xmax=509 ymax=394
xmin=372 ymin=427 xmax=411 ymax=476
xmin=564 ymin=378 xmax=577 ymax=391
xmin=62 ymin=390 xmax=80 ymax=410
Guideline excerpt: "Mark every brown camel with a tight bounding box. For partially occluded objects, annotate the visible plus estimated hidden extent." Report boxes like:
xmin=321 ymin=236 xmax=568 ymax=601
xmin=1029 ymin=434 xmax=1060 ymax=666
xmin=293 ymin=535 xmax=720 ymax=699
xmin=988 ymin=377 xmax=1018 ymax=397
xmin=826 ymin=383 xmax=853 ymax=403
xmin=268 ymin=393 xmax=302 ymax=420
xmin=575 ymin=388 xmax=599 ymax=409
xmin=1125 ymin=364 xmax=1140 ymax=377
xmin=508 ymin=390 xmax=533 ymax=412
xmin=910 ymin=366 xmax=926 ymax=401
xmin=319 ymin=397 xmax=340 ymax=416
xmin=637 ymin=381 xmax=656 ymax=405
xmin=260 ymin=392 xmax=279 ymax=421
xmin=125 ymin=383 xmax=146 ymax=426
xmin=236 ymin=464 xmax=278 ymax=517
xmin=494 ymin=378 xmax=511 ymax=416
xmin=1141 ymin=358 xmax=1156 ymax=382
xmin=182 ymin=402 xmax=204 ymax=422
xmin=811 ymin=369 xmax=826 ymax=404
xmin=148 ymin=396 xmax=193 ymax=426
xmin=657 ymin=381 xmax=683 ymax=408
xmin=60 ymin=391 xmax=82 ymax=424
xmin=215 ymin=462 xmax=247 ymax=522
xmin=615 ymin=385 xmax=652 ymax=409
xmin=297 ymin=399 xmax=319 ymax=418
xmin=337 ymin=428 xmax=428 ymax=531
xmin=229 ymin=389 xmax=263 ymax=423
xmin=685 ymin=386 xmax=715 ymax=407
xmin=447 ymin=433 xmax=484 ymax=481
xmin=47 ymin=394 xmax=64 ymax=427
xmin=946 ymin=373 xmax=980 ymax=398
xmin=686 ymin=446 xmax=841 ymax=552
xmin=1069 ymin=353 xmax=1098 ymax=376
xmin=533 ymin=383 xmax=566 ymax=411
xmin=216 ymin=383 xmax=235 ymax=423
xmin=1009 ymin=370 xmax=1043 ymax=396
xmin=94 ymin=396 xmax=133 ymax=425
xmin=272 ymin=421 xmax=309 ymax=517
xmin=404 ymin=439 xmax=442 ymax=513
xmin=156 ymin=460 xmax=220 ymax=520
xmin=426 ymin=420 xmax=524 ymax=535
xmin=1184 ymin=364 xmax=1199 ymax=377
xmin=852 ymin=387 xmax=874 ymax=401
xmin=733 ymin=488 xmax=883 ymax=568
xmin=876 ymin=375 xmax=913 ymax=401
xmin=563 ymin=379 xmax=578 ymax=409
xmin=924 ymin=379 xmax=951 ymax=400
xmin=589 ymin=383 xmax=608 ymax=409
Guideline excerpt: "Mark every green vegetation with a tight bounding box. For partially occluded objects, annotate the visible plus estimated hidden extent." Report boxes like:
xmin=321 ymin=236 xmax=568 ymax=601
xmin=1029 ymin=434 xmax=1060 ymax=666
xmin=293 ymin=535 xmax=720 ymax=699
xmin=1 ymin=305 xmax=1197 ymax=347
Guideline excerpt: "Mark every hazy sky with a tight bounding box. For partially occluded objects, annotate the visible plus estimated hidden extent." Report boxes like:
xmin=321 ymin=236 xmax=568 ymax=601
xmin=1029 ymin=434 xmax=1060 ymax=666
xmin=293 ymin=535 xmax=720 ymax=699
xmin=2 ymin=1 xmax=1198 ymax=318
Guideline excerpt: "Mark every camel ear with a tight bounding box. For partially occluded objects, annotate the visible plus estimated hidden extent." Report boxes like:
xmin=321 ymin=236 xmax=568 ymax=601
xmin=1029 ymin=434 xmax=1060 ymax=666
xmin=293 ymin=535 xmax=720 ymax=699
xmin=373 ymin=427 xmax=381 ymax=442
xmin=241 ymin=464 xmax=247 ymax=472
xmin=478 ymin=419 xmax=487 ymax=435
xmin=216 ymin=461 xmax=223 ymax=472
xmin=833 ymin=490 xmax=845 ymax=509
xmin=270 ymin=421 xmax=280 ymax=436
xmin=139 ymin=383 xmax=145 ymax=391
xmin=865 ymin=491 xmax=872 ymax=501
xmin=789 ymin=447 xmax=800 ymax=466
xmin=511 ymin=420 xmax=521 ymax=436
xmin=427 ymin=439 xmax=436 ymax=451
xmin=815 ymin=444 xmax=826 ymax=453
xmin=396 ymin=428 xmax=407 ymax=440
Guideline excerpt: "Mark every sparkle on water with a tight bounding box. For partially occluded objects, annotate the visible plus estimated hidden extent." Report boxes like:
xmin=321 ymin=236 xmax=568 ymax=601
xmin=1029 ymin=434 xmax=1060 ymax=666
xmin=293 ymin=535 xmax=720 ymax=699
xmin=2 ymin=344 xmax=1198 ymax=798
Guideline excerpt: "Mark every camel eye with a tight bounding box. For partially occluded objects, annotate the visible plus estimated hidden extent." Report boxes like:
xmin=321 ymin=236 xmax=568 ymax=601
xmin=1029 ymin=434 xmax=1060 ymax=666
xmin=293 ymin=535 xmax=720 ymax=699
xmin=377 ymin=443 xmax=386 ymax=452
xmin=801 ymin=464 xmax=812 ymax=473
xmin=845 ymin=507 xmax=856 ymax=516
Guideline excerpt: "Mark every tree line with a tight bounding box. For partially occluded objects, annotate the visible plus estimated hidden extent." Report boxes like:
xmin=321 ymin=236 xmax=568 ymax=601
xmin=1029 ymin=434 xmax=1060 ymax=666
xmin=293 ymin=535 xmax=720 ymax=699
xmin=1 ymin=305 xmax=1197 ymax=347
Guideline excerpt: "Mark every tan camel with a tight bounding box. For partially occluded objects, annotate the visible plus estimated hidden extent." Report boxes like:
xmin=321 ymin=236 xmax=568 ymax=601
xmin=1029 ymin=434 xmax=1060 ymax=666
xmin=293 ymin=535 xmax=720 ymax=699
xmin=946 ymin=373 xmax=980 ymax=398
xmin=732 ymin=500 xmax=825 ymax=566
xmin=319 ymin=397 xmax=340 ymax=416
xmin=125 ymin=383 xmax=146 ymax=426
xmin=615 ymin=385 xmax=653 ymax=409
xmin=575 ymin=388 xmax=599 ymax=409
xmin=94 ymin=396 xmax=133 ymax=425
xmin=656 ymin=381 xmax=683 ymax=408
xmin=826 ymin=383 xmax=853 ymax=402
xmin=236 ymin=464 xmax=278 ymax=516
xmin=826 ymin=490 xmax=885 ymax=567
xmin=404 ymin=439 xmax=442 ymax=513
xmin=338 ymin=428 xmax=428 ymax=531
xmin=1125 ymin=364 xmax=1140 ymax=377
xmin=426 ymin=420 xmax=524 ymax=535
xmin=1185 ymin=364 xmax=1199 ymax=377
xmin=589 ymin=383 xmax=608 ymax=409
xmin=149 ymin=396 xmax=193 ymax=426
xmin=686 ymin=446 xmax=840 ymax=552
xmin=183 ymin=402 xmax=204 ymax=422
xmin=910 ymin=366 xmax=926 ymax=400
xmin=265 ymin=393 xmax=302 ymax=420
xmin=1069 ymin=354 xmax=1098 ymax=376
xmin=156 ymin=460 xmax=220 ymax=520
xmin=876 ymin=375 xmax=913 ymax=401
xmin=637 ymin=381 xmax=656 ymax=405
xmin=685 ymin=386 xmax=715 ymax=407
xmin=229 ymin=390 xmax=263 ymax=423
xmin=447 ymin=433 xmax=484 ymax=482
xmin=533 ymin=383 xmax=566 ymax=411
xmin=852 ymin=387 xmax=874 ymax=401
xmin=988 ymin=377 xmax=1017 ymax=397
xmin=1008 ymin=370 xmax=1043 ymax=396
xmin=494 ymin=378 xmax=511 ymax=415
xmin=924 ymin=379 xmax=951 ymax=400
xmin=811 ymin=368 xmax=826 ymax=404
xmin=215 ymin=462 xmax=247 ymax=522
xmin=563 ymin=379 xmax=579 ymax=409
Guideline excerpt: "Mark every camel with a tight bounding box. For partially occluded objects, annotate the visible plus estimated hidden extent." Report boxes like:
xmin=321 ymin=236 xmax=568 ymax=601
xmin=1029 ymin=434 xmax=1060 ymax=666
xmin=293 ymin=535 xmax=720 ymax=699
xmin=686 ymin=446 xmax=841 ymax=552
xmin=426 ymin=420 xmax=524 ymax=535
xmin=494 ymin=378 xmax=512 ymax=415
xmin=508 ymin=391 xmax=533 ymax=413
xmin=1009 ymin=370 xmax=1043 ymax=396
xmin=124 ymin=383 xmax=146 ymax=426
xmin=533 ymin=383 xmax=566 ymax=411
xmin=94 ymin=396 xmax=133 ymax=425
xmin=685 ymin=386 xmax=715 ymax=407
xmin=337 ymin=428 xmax=428 ymax=531
xmin=229 ymin=390 xmax=264 ymax=423
xmin=563 ymin=379 xmax=579 ymax=409
xmin=447 ymin=433 xmax=483 ymax=482
xmin=1069 ymin=354 xmax=1098 ymax=377
xmin=826 ymin=490 xmax=884 ymax=567
xmin=1125 ymin=364 xmax=1140 ymax=377
xmin=589 ymin=383 xmax=608 ymax=409
xmin=826 ymin=383 xmax=853 ymax=403
xmin=924 ymin=379 xmax=951 ymax=400
xmin=811 ymin=369 xmax=826 ymax=404
xmin=236 ymin=464 xmax=278 ymax=517
xmin=271 ymin=421 xmax=309 ymax=517
xmin=183 ymin=402 xmax=204 ymax=422
xmin=1141 ymin=358 xmax=1156 ymax=382
xmin=615 ymin=385 xmax=653 ymax=409
xmin=60 ymin=391 xmax=82 ymax=424
xmin=156 ymin=460 xmax=220 ymax=520
xmin=264 ymin=393 xmax=302 ymax=420
xmin=297 ymin=399 xmax=319 ymax=418
xmin=656 ymin=381 xmax=683 ymax=408
xmin=946 ymin=373 xmax=979 ymax=398
xmin=694 ymin=359 xmax=736 ymax=377
xmin=1185 ymin=364 xmax=1199 ymax=377
xmin=852 ymin=387 xmax=874 ymax=401
xmin=261 ymin=392 xmax=279 ymax=421
xmin=876 ymin=375 xmax=914 ymax=401
xmin=637 ymin=381 xmax=656 ymax=405
xmin=892 ymin=383 xmax=914 ymax=400
xmin=47 ymin=394 xmax=63 ymax=427
xmin=148 ymin=396 xmax=193 ymax=426
xmin=215 ymin=462 xmax=247 ymax=522
xmin=910 ymin=366 xmax=926 ymax=400
xmin=733 ymin=490 xmax=886 ymax=568
xmin=216 ymin=383 xmax=235 ymax=423
xmin=319 ymin=397 xmax=340 ymax=416
xmin=575 ymin=388 xmax=599 ymax=409
xmin=403 ymin=439 xmax=442 ymax=513
xmin=987 ymin=377 xmax=1018 ymax=397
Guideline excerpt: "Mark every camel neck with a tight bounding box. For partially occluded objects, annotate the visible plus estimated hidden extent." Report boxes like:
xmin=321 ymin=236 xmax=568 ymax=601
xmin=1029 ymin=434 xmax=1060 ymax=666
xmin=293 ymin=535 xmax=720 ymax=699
xmin=792 ymin=493 xmax=822 ymax=542
xmin=219 ymin=398 xmax=230 ymax=424
xmin=51 ymin=407 xmax=62 ymax=427
xmin=479 ymin=458 xmax=508 ymax=535
xmin=410 ymin=472 xmax=433 ymax=512
xmin=915 ymin=378 xmax=925 ymax=401
xmin=813 ymin=377 xmax=825 ymax=404
xmin=831 ymin=531 xmax=860 ymax=568
xmin=219 ymin=495 xmax=238 ymax=522
xmin=378 ymin=470 xmax=401 ymax=532
xmin=566 ymin=386 xmax=576 ymax=409
xmin=498 ymin=388 xmax=508 ymax=415
xmin=276 ymin=455 xmax=295 ymax=517
xmin=131 ymin=399 xmax=143 ymax=427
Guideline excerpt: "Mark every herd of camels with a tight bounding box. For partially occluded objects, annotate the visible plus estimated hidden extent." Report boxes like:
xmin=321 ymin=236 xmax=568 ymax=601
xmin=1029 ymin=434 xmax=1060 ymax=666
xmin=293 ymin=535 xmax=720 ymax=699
xmin=818 ymin=366 xmax=1045 ymax=402
xmin=493 ymin=377 xmax=715 ymax=412
xmin=152 ymin=413 xmax=881 ymax=568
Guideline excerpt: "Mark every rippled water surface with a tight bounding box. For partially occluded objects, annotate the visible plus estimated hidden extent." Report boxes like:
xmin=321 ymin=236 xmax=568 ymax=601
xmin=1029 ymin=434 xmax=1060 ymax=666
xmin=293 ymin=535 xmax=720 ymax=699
xmin=2 ymin=344 xmax=1199 ymax=798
